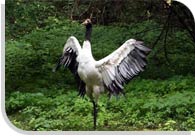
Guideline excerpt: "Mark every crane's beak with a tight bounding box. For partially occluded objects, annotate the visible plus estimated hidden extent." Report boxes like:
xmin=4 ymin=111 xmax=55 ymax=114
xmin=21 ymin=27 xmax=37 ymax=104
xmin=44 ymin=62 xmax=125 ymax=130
xmin=82 ymin=20 xmax=88 ymax=25
xmin=82 ymin=19 xmax=91 ymax=25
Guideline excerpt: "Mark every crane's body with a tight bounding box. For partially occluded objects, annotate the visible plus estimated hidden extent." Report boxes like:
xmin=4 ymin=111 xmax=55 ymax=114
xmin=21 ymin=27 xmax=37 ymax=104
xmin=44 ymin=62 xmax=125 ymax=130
xmin=77 ymin=40 xmax=103 ymax=102
xmin=53 ymin=19 xmax=151 ymax=130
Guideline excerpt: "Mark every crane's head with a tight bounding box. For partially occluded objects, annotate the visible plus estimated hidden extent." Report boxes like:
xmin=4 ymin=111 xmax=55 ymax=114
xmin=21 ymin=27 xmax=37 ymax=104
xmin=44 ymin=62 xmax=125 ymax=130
xmin=82 ymin=18 xmax=92 ymax=27
xmin=82 ymin=18 xmax=92 ymax=41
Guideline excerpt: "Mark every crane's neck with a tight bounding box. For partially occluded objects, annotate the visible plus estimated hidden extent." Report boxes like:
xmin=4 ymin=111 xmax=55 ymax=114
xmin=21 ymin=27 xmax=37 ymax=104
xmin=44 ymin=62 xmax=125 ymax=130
xmin=85 ymin=24 xmax=92 ymax=41
xmin=81 ymin=40 xmax=94 ymax=62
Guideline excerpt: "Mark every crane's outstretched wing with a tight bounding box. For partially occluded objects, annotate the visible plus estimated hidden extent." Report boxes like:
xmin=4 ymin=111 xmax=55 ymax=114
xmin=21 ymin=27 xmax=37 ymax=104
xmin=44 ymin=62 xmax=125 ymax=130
xmin=95 ymin=39 xmax=151 ymax=96
xmin=53 ymin=36 xmax=86 ymax=97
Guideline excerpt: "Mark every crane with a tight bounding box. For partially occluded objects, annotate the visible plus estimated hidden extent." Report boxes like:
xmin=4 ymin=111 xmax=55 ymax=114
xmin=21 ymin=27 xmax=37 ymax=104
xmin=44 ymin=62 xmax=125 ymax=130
xmin=53 ymin=18 xmax=151 ymax=130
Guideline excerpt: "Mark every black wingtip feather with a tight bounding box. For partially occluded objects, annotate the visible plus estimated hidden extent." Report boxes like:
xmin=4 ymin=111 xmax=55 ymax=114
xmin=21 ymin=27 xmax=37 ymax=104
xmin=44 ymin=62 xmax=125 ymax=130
xmin=54 ymin=48 xmax=86 ymax=98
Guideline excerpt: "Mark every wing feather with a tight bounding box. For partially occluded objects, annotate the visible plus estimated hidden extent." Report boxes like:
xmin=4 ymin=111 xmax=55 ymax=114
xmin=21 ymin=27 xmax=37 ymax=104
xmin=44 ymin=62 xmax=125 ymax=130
xmin=53 ymin=36 xmax=86 ymax=97
xmin=96 ymin=39 xmax=151 ymax=95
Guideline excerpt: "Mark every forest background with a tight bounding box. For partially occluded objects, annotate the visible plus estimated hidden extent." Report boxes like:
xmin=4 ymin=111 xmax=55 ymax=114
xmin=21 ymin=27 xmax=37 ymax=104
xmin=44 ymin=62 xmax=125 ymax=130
xmin=5 ymin=0 xmax=195 ymax=131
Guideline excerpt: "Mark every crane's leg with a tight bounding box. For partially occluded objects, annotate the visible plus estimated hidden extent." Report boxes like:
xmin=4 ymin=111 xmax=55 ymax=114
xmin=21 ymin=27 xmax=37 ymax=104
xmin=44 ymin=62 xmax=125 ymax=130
xmin=87 ymin=86 xmax=100 ymax=130
xmin=92 ymin=100 xmax=98 ymax=130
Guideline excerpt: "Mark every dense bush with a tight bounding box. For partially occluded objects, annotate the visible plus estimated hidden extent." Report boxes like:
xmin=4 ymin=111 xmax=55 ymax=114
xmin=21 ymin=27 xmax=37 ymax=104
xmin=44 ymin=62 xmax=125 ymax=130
xmin=6 ymin=19 xmax=195 ymax=92
xmin=6 ymin=0 xmax=65 ymax=39
xmin=6 ymin=76 xmax=195 ymax=131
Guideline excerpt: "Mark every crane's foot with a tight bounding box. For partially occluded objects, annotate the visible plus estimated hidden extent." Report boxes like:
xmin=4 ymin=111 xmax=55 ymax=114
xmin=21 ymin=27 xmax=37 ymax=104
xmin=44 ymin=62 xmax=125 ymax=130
xmin=92 ymin=101 xmax=98 ymax=130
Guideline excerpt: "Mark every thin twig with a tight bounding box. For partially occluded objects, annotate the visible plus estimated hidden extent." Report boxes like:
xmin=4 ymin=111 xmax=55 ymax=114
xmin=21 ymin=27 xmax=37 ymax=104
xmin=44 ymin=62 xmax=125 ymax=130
xmin=163 ymin=7 xmax=172 ymax=64
xmin=169 ymin=1 xmax=195 ymax=44
xmin=79 ymin=1 xmax=93 ymax=19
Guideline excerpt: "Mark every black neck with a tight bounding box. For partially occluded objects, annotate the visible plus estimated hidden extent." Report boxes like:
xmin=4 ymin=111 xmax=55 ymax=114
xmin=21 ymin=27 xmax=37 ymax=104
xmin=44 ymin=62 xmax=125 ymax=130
xmin=85 ymin=24 xmax=92 ymax=41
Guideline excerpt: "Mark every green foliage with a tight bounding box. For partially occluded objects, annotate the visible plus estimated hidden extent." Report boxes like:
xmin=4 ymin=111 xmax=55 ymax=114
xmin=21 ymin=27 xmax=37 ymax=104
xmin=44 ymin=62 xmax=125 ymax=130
xmin=6 ymin=76 xmax=195 ymax=131
xmin=6 ymin=0 xmax=63 ymax=39
xmin=5 ymin=19 xmax=195 ymax=92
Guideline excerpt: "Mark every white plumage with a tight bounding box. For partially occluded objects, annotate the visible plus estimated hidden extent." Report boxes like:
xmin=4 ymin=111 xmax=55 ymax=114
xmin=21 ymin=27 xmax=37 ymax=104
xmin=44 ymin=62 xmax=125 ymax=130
xmin=59 ymin=36 xmax=150 ymax=100
xmin=54 ymin=19 xmax=151 ymax=129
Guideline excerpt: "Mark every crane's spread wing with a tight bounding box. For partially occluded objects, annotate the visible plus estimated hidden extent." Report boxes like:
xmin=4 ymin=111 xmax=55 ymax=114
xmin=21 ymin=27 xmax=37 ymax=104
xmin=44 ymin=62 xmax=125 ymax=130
xmin=53 ymin=36 xmax=86 ymax=97
xmin=95 ymin=39 xmax=151 ymax=96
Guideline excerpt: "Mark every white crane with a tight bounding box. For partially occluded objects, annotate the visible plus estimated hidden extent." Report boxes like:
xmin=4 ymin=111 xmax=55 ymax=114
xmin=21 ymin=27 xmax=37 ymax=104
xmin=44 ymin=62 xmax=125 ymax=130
xmin=53 ymin=19 xmax=151 ymax=129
